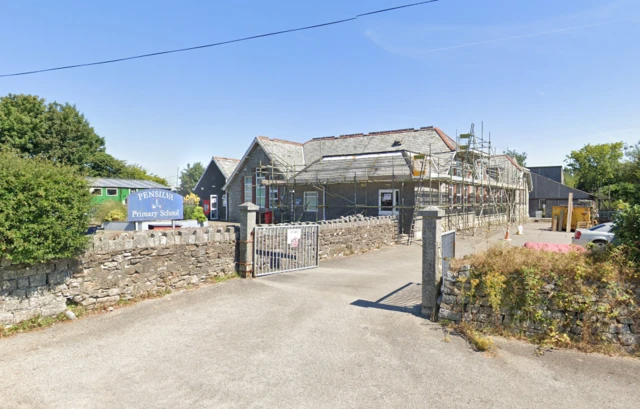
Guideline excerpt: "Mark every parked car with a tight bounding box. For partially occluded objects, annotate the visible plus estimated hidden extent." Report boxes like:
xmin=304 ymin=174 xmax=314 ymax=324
xmin=572 ymin=222 xmax=615 ymax=250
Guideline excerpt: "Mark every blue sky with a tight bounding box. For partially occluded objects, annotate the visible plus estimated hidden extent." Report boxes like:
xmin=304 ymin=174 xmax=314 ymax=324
xmin=1 ymin=0 xmax=638 ymax=183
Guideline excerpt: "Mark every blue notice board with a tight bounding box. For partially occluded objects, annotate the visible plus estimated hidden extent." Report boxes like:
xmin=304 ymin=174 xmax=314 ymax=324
xmin=127 ymin=189 xmax=183 ymax=222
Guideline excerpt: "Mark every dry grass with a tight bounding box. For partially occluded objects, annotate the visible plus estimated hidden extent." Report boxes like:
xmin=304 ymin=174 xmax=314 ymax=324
xmin=454 ymin=322 xmax=494 ymax=352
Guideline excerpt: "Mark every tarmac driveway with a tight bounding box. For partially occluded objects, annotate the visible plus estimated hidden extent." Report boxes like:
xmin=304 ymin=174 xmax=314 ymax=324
xmin=1 ymin=243 xmax=639 ymax=409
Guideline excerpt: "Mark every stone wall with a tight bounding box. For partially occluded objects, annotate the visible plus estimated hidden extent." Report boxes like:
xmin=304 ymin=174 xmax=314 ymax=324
xmin=439 ymin=265 xmax=640 ymax=352
xmin=317 ymin=215 xmax=398 ymax=260
xmin=1 ymin=227 xmax=238 ymax=326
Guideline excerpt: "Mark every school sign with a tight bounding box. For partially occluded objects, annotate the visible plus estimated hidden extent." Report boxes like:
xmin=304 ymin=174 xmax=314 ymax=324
xmin=127 ymin=189 xmax=183 ymax=222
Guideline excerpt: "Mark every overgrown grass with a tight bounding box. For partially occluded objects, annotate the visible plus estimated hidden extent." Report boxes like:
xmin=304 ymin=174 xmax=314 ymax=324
xmin=449 ymin=244 xmax=640 ymax=355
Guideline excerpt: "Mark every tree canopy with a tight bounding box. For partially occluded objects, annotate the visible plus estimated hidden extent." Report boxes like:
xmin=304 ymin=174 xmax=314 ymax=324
xmin=503 ymin=149 xmax=527 ymax=166
xmin=565 ymin=142 xmax=624 ymax=194
xmin=178 ymin=162 xmax=205 ymax=196
xmin=0 ymin=93 xmax=167 ymax=185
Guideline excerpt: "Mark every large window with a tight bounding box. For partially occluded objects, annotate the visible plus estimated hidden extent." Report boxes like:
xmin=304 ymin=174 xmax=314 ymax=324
xmin=106 ymin=188 xmax=118 ymax=196
xmin=256 ymin=170 xmax=266 ymax=208
xmin=303 ymin=191 xmax=318 ymax=212
xmin=379 ymin=189 xmax=399 ymax=216
xmin=89 ymin=188 xmax=102 ymax=196
xmin=244 ymin=176 xmax=253 ymax=203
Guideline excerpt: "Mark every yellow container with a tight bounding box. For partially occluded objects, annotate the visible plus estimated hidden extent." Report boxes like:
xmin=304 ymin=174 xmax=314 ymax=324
xmin=551 ymin=206 xmax=592 ymax=231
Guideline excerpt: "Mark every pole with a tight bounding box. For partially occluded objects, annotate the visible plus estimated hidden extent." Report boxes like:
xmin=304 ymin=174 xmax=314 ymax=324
xmin=566 ymin=193 xmax=574 ymax=232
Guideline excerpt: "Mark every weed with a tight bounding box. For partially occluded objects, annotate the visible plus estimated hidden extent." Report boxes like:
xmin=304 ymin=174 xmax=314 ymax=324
xmin=455 ymin=322 xmax=494 ymax=352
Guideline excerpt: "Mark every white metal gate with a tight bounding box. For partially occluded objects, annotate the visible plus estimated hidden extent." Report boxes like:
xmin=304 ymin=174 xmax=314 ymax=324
xmin=253 ymin=224 xmax=319 ymax=277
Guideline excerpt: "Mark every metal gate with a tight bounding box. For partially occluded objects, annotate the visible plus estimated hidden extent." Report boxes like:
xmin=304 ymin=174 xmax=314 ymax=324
xmin=254 ymin=224 xmax=319 ymax=277
xmin=442 ymin=230 xmax=456 ymax=273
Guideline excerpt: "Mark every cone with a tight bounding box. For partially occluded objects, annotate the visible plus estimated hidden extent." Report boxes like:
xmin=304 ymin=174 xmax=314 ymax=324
xmin=503 ymin=230 xmax=511 ymax=241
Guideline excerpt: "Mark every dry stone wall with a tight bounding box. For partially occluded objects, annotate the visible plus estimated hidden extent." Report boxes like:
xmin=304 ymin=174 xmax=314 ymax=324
xmin=439 ymin=265 xmax=640 ymax=353
xmin=317 ymin=215 xmax=397 ymax=260
xmin=1 ymin=227 xmax=238 ymax=326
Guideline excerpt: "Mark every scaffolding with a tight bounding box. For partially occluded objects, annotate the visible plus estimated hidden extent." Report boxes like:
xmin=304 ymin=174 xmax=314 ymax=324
xmin=248 ymin=124 xmax=531 ymax=235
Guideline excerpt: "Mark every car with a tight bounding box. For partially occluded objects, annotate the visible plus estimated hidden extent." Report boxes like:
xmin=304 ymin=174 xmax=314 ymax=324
xmin=572 ymin=222 xmax=615 ymax=250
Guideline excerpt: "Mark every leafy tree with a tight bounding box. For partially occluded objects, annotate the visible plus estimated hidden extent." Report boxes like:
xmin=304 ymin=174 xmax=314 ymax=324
xmin=503 ymin=148 xmax=527 ymax=166
xmin=565 ymin=142 xmax=624 ymax=193
xmin=119 ymin=163 xmax=168 ymax=186
xmin=0 ymin=94 xmax=105 ymax=167
xmin=0 ymin=151 xmax=91 ymax=265
xmin=0 ymin=94 xmax=169 ymax=185
xmin=178 ymin=162 xmax=205 ymax=196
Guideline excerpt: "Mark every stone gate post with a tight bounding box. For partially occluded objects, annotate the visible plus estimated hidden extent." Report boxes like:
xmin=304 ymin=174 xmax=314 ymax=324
xmin=238 ymin=202 xmax=259 ymax=278
xmin=420 ymin=206 xmax=445 ymax=320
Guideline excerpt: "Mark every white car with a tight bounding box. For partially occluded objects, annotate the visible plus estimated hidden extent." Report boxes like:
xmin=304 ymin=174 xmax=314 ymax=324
xmin=572 ymin=222 xmax=615 ymax=250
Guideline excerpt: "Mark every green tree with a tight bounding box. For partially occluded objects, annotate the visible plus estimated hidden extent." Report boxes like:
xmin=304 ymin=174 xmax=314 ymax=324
xmin=565 ymin=142 xmax=624 ymax=193
xmin=0 ymin=94 xmax=105 ymax=167
xmin=0 ymin=94 xmax=168 ymax=185
xmin=0 ymin=151 xmax=92 ymax=265
xmin=178 ymin=162 xmax=205 ymax=196
xmin=503 ymin=148 xmax=527 ymax=166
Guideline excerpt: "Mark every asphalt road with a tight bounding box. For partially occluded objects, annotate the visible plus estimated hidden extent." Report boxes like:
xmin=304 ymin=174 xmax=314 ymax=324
xmin=1 ymin=231 xmax=638 ymax=409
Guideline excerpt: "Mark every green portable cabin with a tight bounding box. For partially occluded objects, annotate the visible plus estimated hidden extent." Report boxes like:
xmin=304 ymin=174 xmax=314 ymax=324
xmin=87 ymin=178 xmax=171 ymax=205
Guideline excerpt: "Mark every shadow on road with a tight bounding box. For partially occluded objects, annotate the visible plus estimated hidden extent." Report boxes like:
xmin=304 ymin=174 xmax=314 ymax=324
xmin=351 ymin=282 xmax=422 ymax=316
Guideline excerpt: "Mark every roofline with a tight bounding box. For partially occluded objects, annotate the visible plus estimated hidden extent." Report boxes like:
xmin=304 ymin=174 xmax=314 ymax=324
xmin=223 ymin=138 xmax=279 ymax=191
xmin=433 ymin=127 xmax=457 ymax=151
xmin=257 ymin=136 xmax=304 ymax=146
xmin=213 ymin=156 xmax=240 ymax=162
xmin=86 ymin=177 xmax=170 ymax=189
xmin=530 ymin=173 xmax=595 ymax=197
xmin=302 ymin=126 xmax=458 ymax=150
xmin=193 ymin=158 xmax=215 ymax=191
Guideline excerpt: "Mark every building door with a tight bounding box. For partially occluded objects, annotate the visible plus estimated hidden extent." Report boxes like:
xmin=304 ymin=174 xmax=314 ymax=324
xmin=210 ymin=195 xmax=219 ymax=220
xmin=379 ymin=189 xmax=399 ymax=216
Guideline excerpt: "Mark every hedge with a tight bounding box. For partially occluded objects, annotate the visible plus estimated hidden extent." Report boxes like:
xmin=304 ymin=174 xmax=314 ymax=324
xmin=0 ymin=152 xmax=92 ymax=265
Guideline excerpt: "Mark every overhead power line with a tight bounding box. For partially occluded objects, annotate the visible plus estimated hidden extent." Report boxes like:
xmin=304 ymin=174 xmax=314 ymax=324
xmin=0 ymin=1 xmax=438 ymax=78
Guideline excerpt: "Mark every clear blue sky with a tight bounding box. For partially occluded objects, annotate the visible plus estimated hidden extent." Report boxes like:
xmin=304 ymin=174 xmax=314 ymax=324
xmin=1 ymin=0 xmax=638 ymax=184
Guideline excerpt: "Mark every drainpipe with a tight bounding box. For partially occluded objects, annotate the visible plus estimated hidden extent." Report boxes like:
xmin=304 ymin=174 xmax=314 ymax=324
xmin=323 ymin=187 xmax=326 ymax=220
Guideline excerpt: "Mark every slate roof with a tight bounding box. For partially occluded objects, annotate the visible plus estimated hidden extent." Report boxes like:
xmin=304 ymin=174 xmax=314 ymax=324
xmin=87 ymin=178 xmax=170 ymax=189
xmin=212 ymin=157 xmax=240 ymax=179
xmin=257 ymin=137 xmax=305 ymax=175
xmin=225 ymin=126 xmax=457 ymax=188
xmin=303 ymin=127 xmax=456 ymax=164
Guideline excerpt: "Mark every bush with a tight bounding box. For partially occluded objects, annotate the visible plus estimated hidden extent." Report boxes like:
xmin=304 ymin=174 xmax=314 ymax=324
xmin=92 ymin=200 xmax=127 ymax=223
xmin=0 ymin=152 xmax=92 ymax=265
xmin=183 ymin=205 xmax=195 ymax=220
xmin=104 ymin=209 xmax=126 ymax=222
xmin=612 ymin=204 xmax=640 ymax=263
xmin=193 ymin=206 xmax=207 ymax=223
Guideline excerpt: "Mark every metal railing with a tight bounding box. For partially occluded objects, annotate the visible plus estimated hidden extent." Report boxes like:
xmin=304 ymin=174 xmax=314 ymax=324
xmin=254 ymin=224 xmax=319 ymax=277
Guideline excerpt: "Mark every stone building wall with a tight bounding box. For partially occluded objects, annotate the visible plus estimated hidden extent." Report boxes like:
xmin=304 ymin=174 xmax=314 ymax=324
xmin=317 ymin=215 xmax=398 ymax=260
xmin=1 ymin=227 xmax=238 ymax=326
xmin=439 ymin=265 xmax=640 ymax=352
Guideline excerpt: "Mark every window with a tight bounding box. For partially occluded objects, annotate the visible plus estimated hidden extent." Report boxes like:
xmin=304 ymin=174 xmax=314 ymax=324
xmin=129 ymin=188 xmax=138 ymax=193
xmin=256 ymin=170 xmax=266 ymax=208
xmin=244 ymin=176 xmax=253 ymax=203
xmin=378 ymin=189 xmax=399 ymax=216
xmin=303 ymin=191 xmax=318 ymax=212
xmin=269 ymin=188 xmax=278 ymax=209
xmin=106 ymin=188 xmax=118 ymax=196
xmin=90 ymin=188 xmax=102 ymax=196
